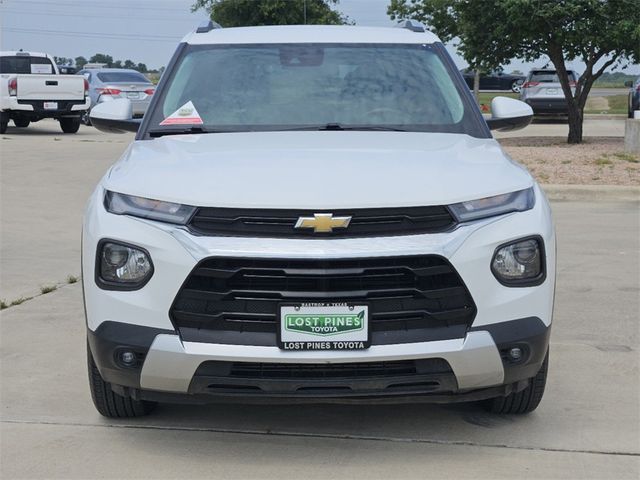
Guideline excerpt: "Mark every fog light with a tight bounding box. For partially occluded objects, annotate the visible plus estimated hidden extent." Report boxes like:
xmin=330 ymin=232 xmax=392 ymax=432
xmin=119 ymin=350 xmax=137 ymax=366
xmin=508 ymin=347 xmax=523 ymax=361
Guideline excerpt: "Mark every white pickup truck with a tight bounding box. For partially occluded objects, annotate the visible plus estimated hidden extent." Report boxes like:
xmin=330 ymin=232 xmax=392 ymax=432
xmin=0 ymin=51 xmax=90 ymax=134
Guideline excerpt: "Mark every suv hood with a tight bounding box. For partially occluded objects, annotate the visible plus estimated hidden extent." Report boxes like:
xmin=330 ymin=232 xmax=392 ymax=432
xmin=104 ymin=131 xmax=533 ymax=209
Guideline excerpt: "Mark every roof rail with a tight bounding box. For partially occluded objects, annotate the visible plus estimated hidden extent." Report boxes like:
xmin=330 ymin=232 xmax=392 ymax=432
xmin=396 ymin=20 xmax=426 ymax=33
xmin=196 ymin=19 xmax=222 ymax=33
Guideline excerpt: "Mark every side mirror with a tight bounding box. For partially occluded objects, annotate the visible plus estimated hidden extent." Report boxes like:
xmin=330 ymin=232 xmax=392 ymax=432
xmin=485 ymin=96 xmax=533 ymax=132
xmin=90 ymin=98 xmax=141 ymax=134
xmin=624 ymin=80 xmax=633 ymax=88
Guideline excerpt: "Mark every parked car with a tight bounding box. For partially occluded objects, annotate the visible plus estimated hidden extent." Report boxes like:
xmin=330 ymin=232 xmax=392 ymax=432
xmin=460 ymin=68 xmax=525 ymax=93
xmin=0 ymin=50 xmax=89 ymax=133
xmin=78 ymin=68 xmax=154 ymax=125
xmin=520 ymin=69 xmax=578 ymax=115
xmin=625 ymin=77 xmax=640 ymax=118
xmin=84 ymin=21 xmax=554 ymax=419
xmin=58 ymin=65 xmax=76 ymax=75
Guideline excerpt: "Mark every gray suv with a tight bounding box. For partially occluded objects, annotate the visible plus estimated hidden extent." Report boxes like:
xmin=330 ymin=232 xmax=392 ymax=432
xmin=520 ymin=69 xmax=577 ymax=115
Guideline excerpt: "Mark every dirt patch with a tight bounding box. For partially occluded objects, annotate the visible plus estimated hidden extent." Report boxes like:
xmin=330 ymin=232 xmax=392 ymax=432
xmin=499 ymin=136 xmax=639 ymax=185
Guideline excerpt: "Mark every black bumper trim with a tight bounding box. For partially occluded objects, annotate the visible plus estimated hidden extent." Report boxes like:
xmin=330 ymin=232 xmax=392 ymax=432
xmin=87 ymin=321 xmax=175 ymax=389
xmin=471 ymin=316 xmax=550 ymax=384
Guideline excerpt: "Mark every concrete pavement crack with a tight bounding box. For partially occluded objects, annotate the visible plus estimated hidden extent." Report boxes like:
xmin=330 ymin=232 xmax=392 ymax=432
xmin=3 ymin=418 xmax=639 ymax=457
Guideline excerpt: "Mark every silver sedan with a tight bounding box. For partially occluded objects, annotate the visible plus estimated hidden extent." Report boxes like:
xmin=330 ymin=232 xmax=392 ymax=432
xmin=78 ymin=68 xmax=155 ymax=125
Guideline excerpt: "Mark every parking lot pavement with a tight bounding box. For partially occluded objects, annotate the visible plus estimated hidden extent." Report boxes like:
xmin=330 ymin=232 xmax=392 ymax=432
xmin=0 ymin=120 xmax=134 ymax=300
xmin=1 ymin=120 xmax=639 ymax=479
xmin=495 ymin=117 xmax=625 ymax=139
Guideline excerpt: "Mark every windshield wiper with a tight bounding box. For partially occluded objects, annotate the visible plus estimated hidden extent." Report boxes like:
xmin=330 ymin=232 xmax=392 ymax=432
xmin=310 ymin=123 xmax=408 ymax=132
xmin=148 ymin=126 xmax=227 ymax=138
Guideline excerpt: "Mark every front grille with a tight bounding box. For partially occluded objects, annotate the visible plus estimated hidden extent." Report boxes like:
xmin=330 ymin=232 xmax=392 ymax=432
xmin=188 ymin=206 xmax=456 ymax=238
xmin=170 ymin=256 xmax=476 ymax=346
xmin=195 ymin=359 xmax=452 ymax=379
xmin=188 ymin=359 xmax=458 ymax=396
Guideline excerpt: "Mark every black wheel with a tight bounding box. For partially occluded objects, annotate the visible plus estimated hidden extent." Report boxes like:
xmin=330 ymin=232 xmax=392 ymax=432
xmin=82 ymin=111 xmax=92 ymax=126
xmin=0 ymin=120 xmax=7 ymax=134
xmin=482 ymin=351 xmax=548 ymax=414
xmin=60 ymin=117 xmax=81 ymax=133
xmin=87 ymin=343 xmax=156 ymax=418
xmin=13 ymin=118 xmax=30 ymax=128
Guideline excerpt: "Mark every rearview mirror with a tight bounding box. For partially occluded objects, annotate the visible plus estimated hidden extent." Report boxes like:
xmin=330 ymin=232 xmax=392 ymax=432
xmin=485 ymin=96 xmax=533 ymax=132
xmin=90 ymin=98 xmax=141 ymax=134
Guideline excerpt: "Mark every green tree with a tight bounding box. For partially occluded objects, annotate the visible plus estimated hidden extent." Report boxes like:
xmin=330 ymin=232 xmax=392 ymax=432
xmin=135 ymin=63 xmax=148 ymax=73
xmin=53 ymin=56 xmax=73 ymax=66
xmin=75 ymin=56 xmax=87 ymax=69
xmin=89 ymin=53 xmax=114 ymax=67
xmin=388 ymin=0 xmax=640 ymax=144
xmin=123 ymin=59 xmax=136 ymax=69
xmin=192 ymin=0 xmax=349 ymax=26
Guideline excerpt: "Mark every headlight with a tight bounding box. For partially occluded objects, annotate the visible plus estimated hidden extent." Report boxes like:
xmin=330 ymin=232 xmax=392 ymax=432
xmin=105 ymin=191 xmax=196 ymax=225
xmin=97 ymin=240 xmax=153 ymax=290
xmin=491 ymin=236 xmax=545 ymax=286
xmin=449 ymin=188 xmax=534 ymax=222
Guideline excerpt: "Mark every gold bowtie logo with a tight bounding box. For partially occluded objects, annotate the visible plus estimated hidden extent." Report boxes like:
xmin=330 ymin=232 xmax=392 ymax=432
xmin=294 ymin=213 xmax=352 ymax=233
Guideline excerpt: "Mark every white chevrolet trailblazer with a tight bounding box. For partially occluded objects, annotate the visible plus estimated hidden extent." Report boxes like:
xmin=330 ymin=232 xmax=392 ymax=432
xmin=84 ymin=22 xmax=555 ymax=418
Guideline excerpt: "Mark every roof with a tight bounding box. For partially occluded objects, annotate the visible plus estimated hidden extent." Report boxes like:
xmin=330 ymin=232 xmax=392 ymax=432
xmin=0 ymin=50 xmax=51 ymax=58
xmin=183 ymin=25 xmax=441 ymax=45
xmin=81 ymin=68 xmax=147 ymax=74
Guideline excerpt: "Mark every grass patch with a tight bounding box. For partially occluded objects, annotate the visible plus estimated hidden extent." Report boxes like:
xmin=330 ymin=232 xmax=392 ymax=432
xmin=40 ymin=285 xmax=57 ymax=294
xmin=594 ymin=157 xmax=613 ymax=166
xmin=10 ymin=297 xmax=32 ymax=306
xmin=66 ymin=275 xmax=79 ymax=284
xmin=585 ymin=95 xmax=628 ymax=115
xmin=0 ymin=300 xmax=7 ymax=310
xmin=613 ymin=152 xmax=639 ymax=163
xmin=561 ymin=160 xmax=572 ymax=164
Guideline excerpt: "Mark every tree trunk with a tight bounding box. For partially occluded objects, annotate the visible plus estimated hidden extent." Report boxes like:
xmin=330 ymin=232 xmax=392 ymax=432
xmin=473 ymin=70 xmax=480 ymax=104
xmin=567 ymin=102 xmax=584 ymax=144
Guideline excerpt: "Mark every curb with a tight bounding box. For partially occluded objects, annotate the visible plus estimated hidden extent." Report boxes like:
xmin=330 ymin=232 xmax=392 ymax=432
xmin=542 ymin=184 xmax=640 ymax=202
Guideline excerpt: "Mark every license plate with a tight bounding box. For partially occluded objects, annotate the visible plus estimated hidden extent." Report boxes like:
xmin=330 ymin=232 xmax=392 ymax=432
xmin=278 ymin=303 xmax=369 ymax=350
xmin=546 ymin=88 xmax=558 ymax=94
xmin=126 ymin=92 xmax=140 ymax=99
xmin=43 ymin=102 xmax=58 ymax=110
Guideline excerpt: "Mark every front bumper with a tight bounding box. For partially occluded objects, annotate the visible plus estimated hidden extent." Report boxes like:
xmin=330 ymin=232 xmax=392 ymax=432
xmin=88 ymin=316 xmax=550 ymax=401
xmin=83 ymin=183 xmax=555 ymax=401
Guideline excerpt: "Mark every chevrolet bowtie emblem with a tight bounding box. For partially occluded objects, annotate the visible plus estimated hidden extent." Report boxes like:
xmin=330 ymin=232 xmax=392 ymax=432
xmin=294 ymin=213 xmax=352 ymax=233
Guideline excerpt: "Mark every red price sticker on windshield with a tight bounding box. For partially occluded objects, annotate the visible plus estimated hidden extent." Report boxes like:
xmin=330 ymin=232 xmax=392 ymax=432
xmin=160 ymin=101 xmax=203 ymax=125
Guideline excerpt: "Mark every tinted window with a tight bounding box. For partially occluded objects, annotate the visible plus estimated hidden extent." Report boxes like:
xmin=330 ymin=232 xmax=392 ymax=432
xmin=97 ymin=71 xmax=150 ymax=83
xmin=0 ymin=56 xmax=55 ymax=74
xmin=147 ymin=43 xmax=485 ymax=136
xmin=530 ymin=71 xmax=576 ymax=83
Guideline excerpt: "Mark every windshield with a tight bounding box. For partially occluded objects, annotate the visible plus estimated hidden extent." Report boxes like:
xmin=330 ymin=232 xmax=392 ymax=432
xmin=97 ymin=71 xmax=150 ymax=83
xmin=146 ymin=43 xmax=485 ymax=136
xmin=0 ymin=55 xmax=55 ymax=74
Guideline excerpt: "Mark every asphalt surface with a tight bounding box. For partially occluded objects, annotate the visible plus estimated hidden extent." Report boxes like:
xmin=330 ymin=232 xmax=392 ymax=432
xmin=1 ymin=120 xmax=639 ymax=479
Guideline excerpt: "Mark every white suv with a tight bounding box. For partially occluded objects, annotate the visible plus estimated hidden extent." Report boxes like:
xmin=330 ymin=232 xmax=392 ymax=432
xmin=84 ymin=22 xmax=554 ymax=417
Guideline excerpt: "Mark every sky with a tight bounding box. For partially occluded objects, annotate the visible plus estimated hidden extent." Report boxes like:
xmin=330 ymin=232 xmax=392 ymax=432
xmin=1 ymin=0 xmax=638 ymax=74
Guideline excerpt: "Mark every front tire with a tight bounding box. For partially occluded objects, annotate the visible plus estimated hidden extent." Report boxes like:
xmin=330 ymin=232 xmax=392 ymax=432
xmin=87 ymin=343 xmax=156 ymax=418
xmin=13 ymin=118 xmax=30 ymax=128
xmin=482 ymin=350 xmax=548 ymax=414
xmin=82 ymin=111 xmax=92 ymax=126
xmin=60 ymin=117 xmax=81 ymax=133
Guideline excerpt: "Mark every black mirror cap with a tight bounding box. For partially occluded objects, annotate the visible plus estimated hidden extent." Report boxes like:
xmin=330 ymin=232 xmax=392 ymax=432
xmin=486 ymin=114 xmax=533 ymax=132
xmin=91 ymin=117 xmax=141 ymax=134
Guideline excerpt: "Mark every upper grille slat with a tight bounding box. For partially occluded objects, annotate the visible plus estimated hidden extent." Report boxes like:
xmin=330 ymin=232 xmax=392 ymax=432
xmin=188 ymin=206 xmax=456 ymax=238
xmin=170 ymin=256 xmax=476 ymax=346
